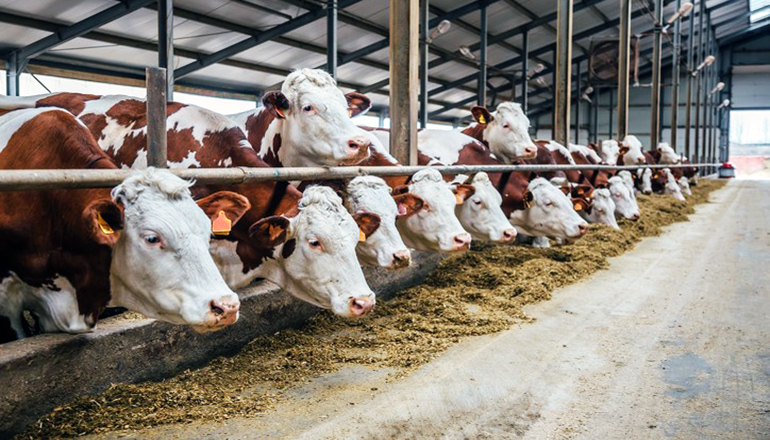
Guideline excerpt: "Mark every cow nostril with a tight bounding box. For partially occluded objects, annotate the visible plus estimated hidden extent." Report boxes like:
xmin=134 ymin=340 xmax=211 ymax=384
xmin=349 ymin=297 xmax=375 ymax=316
xmin=578 ymin=223 xmax=589 ymax=234
xmin=209 ymin=300 xmax=225 ymax=316
xmin=502 ymin=229 xmax=516 ymax=241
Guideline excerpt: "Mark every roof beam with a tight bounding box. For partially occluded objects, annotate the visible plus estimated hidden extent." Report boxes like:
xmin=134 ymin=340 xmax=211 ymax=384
xmin=12 ymin=0 xmax=155 ymax=61
xmin=174 ymin=0 xmax=364 ymax=79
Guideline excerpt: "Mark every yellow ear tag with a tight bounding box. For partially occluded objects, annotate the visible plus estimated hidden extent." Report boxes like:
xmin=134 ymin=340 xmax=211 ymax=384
xmin=455 ymin=194 xmax=465 ymax=205
xmin=212 ymin=211 xmax=232 ymax=236
xmin=358 ymin=229 xmax=367 ymax=243
xmin=96 ymin=213 xmax=114 ymax=235
xmin=574 ymin=202 xmax=583 ymax=211
xmin=348 ymin=109 xmax=354 ymax=118
xmin=478 ymin=114 xmax=486 ymax=124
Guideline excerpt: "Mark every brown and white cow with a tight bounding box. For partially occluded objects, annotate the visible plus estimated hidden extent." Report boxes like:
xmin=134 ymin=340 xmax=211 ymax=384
xmin=230 ymin=68 xmax=373 ymax=167
xmin=464 ymin=102 xmax=539 ymax=162
xmin=0 ymin=93 xmax=379 ymax=318
xmin=0 ymin=107 xmax=245 ymax=340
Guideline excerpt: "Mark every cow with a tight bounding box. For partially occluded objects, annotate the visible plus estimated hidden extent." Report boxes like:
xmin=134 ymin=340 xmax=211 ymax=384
xmin=591 ymin=139 xmax=621 ymax=165
xmin=464 ymin=102 xmax=539 ymax=162
xmin=678 ymin=176 xmax=693 ymax=196
xmin=451 ymin=172 xmax=517 ymax=243
xmin=617 ymin=170 xmax=641 ymax=209
xmin=620 ymin=135 xmax=647 ymax=165
xmin=0 ymin=93 xmax=380 ymax=318
xmin=661 ymin=168 xmax=686 ymax=201
xmin=344 ymin=176 xmax=418 ymax=268
xmin=578 ymin=188 xmax=619 ymax=229
xmin=0 ymin=107 xmax=246 ymax=340
xmin=608 ymin=176 xmax=641 ymax=220
xmin=230 ymin=68 xmax=373 ymax=167
xmin=655 ymin=142 xmax=680 ymax=164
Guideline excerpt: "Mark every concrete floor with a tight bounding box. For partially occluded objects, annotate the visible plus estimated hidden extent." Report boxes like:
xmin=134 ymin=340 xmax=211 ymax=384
xmin=102 ymin=177 xmax=770 ymax=439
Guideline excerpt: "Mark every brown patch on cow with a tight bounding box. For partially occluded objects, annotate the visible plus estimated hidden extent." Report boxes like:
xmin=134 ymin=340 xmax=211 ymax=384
xmin=281 ymin=238 xmax=296 ymax=259
xmin=525 ymin=144 xmax=565 ymax=180
xmin=461 ymin=124 xmax=486 ymax=146
xmin=243 ymin=109 xmax=283 ymax=167
xmin=79 ymin=113 xmax=109 ymax=144
xmin=36 ymin=93 xmax=101 ymax=116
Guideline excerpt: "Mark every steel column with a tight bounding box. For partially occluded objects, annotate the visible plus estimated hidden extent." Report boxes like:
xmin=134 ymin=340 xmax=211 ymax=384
xmin=554 ymin=0 xmax=574 ymax=146
xmin=592 ymin=87 xmax=599 ymax=143
xmin=552 ymin=50 xmax=557 ymax=138
xmin=575 ymin=61 xmax=581 ymax=144
xmin=649 ymin=0 xmax=664 ymax=149
xmin=478 ymin=4 xmax=488 ymax=106
xmin=158 ymin=0 xmax=174 ymax=100
xmin=419 ymin=0 xmax=429 ymax=128
xmin=694 ymin=0 xmax=704 ymax=164
xmin=327 ymin=0 xmax=338 ymax=79
xmin=670 ymin=0 xmax=682 ymax=151
xmin=4 ymin=52 xmax=20 ymax=97
xmin=608 ymin=88 xmax=614 ymax=140
xmin=617 ymin=0 xmax=632 ymax=140
xmin=146 ymin=68 xmax=168 ymax=168
xmin=684 ymin=2 xmax=696 ymax=160
xmin=521 ymin=30 xmax=529 ymax=112
xmin=389 ymin=0 xmax=420 ymax=165
xmin=700 ymin=15 xmax=711 ymax=163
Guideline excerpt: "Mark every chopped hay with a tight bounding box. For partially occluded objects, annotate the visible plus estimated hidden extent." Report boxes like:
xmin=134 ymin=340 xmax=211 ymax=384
xmin=19 ymin=180 xmax=726 ymax=439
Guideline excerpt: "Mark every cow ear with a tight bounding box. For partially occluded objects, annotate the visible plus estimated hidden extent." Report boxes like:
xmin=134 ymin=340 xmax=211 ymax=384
xmin=262 ymin=91 xmax=290 ymax=119
xmin=471 ymin=106 xmax=494 ymax=125
xmin=84 ymin=199 xmax=124 ymax=246
xmin=249 ymin=216 xmax=291 ymax=247
xmin=571 ymin=198 xmax=591 ymax=212
xmin=345 ymin=92 xmax=372 ymax=118
xmin=393 ymin=193 xmax=424 ymax=218
xmin=392 ymin=184 xmax=410 ymax=195
xmin=352 ymin=212 xmax=381 ymax=241
xmin=451 ymin=184 xmax=475 ymax=205
xmin=196 ymin=191 xmax=252 ymax=236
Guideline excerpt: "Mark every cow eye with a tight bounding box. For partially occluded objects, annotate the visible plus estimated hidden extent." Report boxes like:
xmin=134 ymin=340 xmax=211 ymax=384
xmin=144 ymin=234 xmax=161 ymax=246
xmin=308 ymin=238 xmax=322 ymax=249
xmin=614 ymin=193 xmax=622 ymax=197
xmin=302 ymin=104 xmax=314 ymax=113
xmin=544 ymin=200 xmax=553 ymax=207
xmin=502 ymin=124 xmax=510 ymax=129
xmin=472 ymin=198 xmax=482 ymax=206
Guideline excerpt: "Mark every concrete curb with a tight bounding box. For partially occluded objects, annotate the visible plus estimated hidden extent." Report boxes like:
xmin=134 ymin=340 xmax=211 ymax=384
xmin=0 ymin=252 xmax=443 ymax=438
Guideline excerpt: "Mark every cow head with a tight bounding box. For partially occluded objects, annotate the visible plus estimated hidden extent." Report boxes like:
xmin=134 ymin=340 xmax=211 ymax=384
xmin=106 ymin=169 xmax=242 ymax=329
xmin=621 ymin=135 xmax=647 ymax=165
xmin=453 ymin=172 xmax=517 ymax=243
xmin=678 ymin=176 xmax=692 ymax=196
xmin=579 ymin=188 xmax=619 ymax=229
xmin=471 ymin=102 xmax=538 ymax=162
xmin=345 ymin=176 xmax=415 ymax=269
xmin=249 ymin=186 xmax=378 ymax=318
xmin=396 ymin=169 xmax=472 ymax=252
xmin=608 ymin=176 xmax=640 ymax=221
xmin=656 ymin=142 xmax=681 ymax=164
xmin=639 ymin=168 xmax=653 ymax=195
xmin=662 ymin=168 xmax=686 ymax=201
xmin=509 ymin=177 xmax=589 ymax=242
xmin=263 ymin=68 xmax=373 ymax=167
xmin=599 ymin=140 xmax=621 ymax=165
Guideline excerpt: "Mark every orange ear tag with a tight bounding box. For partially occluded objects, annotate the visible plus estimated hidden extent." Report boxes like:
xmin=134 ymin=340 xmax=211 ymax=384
xmin=574 ymin=202 xmax=583 ymax=211
xmin=96 ymin=213 xmax=114 ymax=235
xmin=455 ymin=194 xmax=465 ymax=205
xmin=212 ymin=211 xmax=232 ymax=236
xmin=275 ymin=108 xmax=286 ymax=119
xmin=358 ymin=229 xmax=367 ymax=243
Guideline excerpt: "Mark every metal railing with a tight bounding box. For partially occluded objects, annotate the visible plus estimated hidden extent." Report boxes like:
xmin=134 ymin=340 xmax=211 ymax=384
xmin=0 ymin=163 xmax=717 ymax=192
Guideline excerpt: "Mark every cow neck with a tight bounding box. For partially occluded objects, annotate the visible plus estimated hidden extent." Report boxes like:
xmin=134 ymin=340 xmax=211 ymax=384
xmin=245 ymin=109 xmax=284 ymax=167
xmin=357 ymin=148 xmax=410 ymax=188
xmin=461 ymin=124 xmax=487 ymax=146
xmin=527 ymin=143 xmax=565 ymax=180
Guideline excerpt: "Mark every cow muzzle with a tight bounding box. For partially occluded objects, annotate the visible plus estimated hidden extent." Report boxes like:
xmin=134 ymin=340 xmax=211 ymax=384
xmin=390 ymin=249 xmax=412 ymax=269
xmin=500 ymin=228 xmax=517 ymax=243
xmin=452 ymin=233 xmax=472 ymax=251
xmin=205 ymin=296 xmax=240 ymax=327
xmin=339 ymin=136 xmax=372 ymax=165
xmin=349 ymin=296 xmax=376 ymax=317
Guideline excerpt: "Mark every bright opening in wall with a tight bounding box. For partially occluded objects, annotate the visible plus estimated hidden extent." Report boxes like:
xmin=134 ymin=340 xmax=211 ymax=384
xmin=749 ymin=0 xmax=770 ymax=23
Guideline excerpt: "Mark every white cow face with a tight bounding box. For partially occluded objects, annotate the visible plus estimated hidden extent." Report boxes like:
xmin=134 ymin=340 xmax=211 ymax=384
xmin=657 ymin=142 xmax=681 ymax=164
xmin=263 ymin=69 xmax=373 ymax=167
xmin=639 ymin=168 xmax=653 ymax=195
xmin=678 ymin=176 xmax=692 ymax=196
xmin=250 ymin=186 xmax=379 ymax=318
xmin=510 ymin=178 xmax=589 ymax=242
xmin=453 ymin=173 xmax=517 ymax=243
xmin=397 ymin=169 xmax=473 ymax=252
xmin=105 ymin=169 xmax=242 ymax=329
xmin=345 ymin=176 xmax=414 ymax=269
xmin=663 ymin=168 xmax=686 ymax=201
xmin=608 ymin=176 xmax=640 ymax=220
xmin=600 ymin=140 xmax=621 ymax=165
xmin=471 ymin=102 xmax=538 ymax=162
xmin=580 ymin=188 xmax=619 ymax=229
xmin=617 ymin=171 xmax=637 ymax=198
xmin=621 ymin=135 xmax=647 ymax=165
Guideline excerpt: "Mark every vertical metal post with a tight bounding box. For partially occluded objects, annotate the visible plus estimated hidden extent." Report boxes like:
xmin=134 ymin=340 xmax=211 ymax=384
xmin=617 ymin=0 xmax=632 ymax=140
xmin=670 ymin=0 xmax=682 ymax=150
xmin=575 ymin=61 xmax=581 ymax=144
xmin=389 ymin=0 xmax=419 ymax=165
xmin=4 ymin=52 xmax=20 ymax=97
xmin=158 ymin=0 xmax=174 ymax=100
xmin=327 ymin=0 xmax=338 ymax=80
xmin=521 ymin=31 xmax=529 ymax=112
xmin=478 ymin=4 xmax=488 ymax=106
xmin=554 ymin=0 xmax=573 ymax=146
xmin=552 ymin=50 xmax=557 ymax=137
xmin=705 ymin=31 xmax=713 ymax=166
xmin=684 ymin=1 xmax=696 ymax=160
xmin=419 ymin=0 xmax=429 ymax=128
xmin=694 ymin=0 xmax=704 ymax=164
xmin=700 ymin=16 xmax=711 ymax=163
xmin=146 ymin=67 xmax=168 ymax=168
xmin=722 ymin=58 xmax=732 ymax=162
xmin=608 ymin=88 xmax=614 ymax=140
xmin=592 ymin=87 xmax=599 ymax=143
xmin=649 ymin=0 xmax=663 ymax=149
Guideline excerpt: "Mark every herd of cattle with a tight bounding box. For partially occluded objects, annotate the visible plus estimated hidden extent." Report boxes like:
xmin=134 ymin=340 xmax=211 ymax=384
xmin=0 ymin=68 xmax=698 ymax=343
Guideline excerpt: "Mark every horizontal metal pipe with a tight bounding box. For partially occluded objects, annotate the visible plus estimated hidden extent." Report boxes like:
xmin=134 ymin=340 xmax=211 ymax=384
xmin=0 ymin=164 xmax=720 ymax=192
